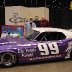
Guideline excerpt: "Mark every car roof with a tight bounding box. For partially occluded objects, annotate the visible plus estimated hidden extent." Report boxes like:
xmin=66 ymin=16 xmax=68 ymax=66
xmin=32 ymin=27 xmax=72 ymax=38
xmin=32 ymin=27 xmax=67 ymax=32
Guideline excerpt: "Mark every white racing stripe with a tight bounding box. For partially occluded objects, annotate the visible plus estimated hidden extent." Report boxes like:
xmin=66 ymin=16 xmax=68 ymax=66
xmin=17 ymin=44 xmax=31 ymax=46
xmin=9 ymin=42 xmax=16 ymax=43
xmin=0 ymin=42 xmax=16 ymax=44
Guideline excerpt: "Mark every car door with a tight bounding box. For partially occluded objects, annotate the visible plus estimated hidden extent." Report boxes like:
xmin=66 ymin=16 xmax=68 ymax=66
xmin=35 ymin=32 xmax=67 ymax=61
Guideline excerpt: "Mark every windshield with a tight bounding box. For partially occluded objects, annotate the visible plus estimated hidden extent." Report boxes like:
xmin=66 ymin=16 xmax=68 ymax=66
xmin=25 ymin=30 xmax=40 ymax=40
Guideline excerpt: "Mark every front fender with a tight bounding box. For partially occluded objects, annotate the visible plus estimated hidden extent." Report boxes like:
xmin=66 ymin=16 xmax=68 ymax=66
xmin=0 ymin=49 xmax=19 ymax=56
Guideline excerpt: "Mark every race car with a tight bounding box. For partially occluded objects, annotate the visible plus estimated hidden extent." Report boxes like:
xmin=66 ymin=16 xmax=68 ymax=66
xmin=0 ymin=27 xmax=72 ymax=67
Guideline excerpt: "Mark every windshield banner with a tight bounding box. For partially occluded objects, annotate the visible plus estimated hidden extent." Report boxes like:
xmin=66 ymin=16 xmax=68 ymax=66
xmin=1 ymin=25 xmax=24 ymax=38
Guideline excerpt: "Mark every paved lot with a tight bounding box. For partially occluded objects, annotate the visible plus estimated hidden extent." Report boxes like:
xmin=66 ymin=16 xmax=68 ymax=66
xmin=0 ymin=60 xmax=72 ymax=72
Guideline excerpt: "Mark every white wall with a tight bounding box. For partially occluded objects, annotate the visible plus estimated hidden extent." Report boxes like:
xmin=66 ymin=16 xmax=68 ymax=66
xmin=44 ymin=7 xmax=49 ymax=21
xmin=5 ymin=6 xmax=49 ymax=25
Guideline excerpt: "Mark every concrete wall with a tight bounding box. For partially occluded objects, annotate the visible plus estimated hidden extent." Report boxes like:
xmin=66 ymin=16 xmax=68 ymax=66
xmin=5 ymin=6 xmax=49 ymax=25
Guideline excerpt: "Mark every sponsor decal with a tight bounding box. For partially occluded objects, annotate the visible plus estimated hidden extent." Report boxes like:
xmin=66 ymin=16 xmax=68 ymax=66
xmin=29 ymin=54 xmax=62 ymax=61
xmin=18 ymin=48 xmax=36 ymax=57
xmin=65 ymin=41 xmax=72 ymax=58
xmin=18 ymin=42 xmax=61 ymax=61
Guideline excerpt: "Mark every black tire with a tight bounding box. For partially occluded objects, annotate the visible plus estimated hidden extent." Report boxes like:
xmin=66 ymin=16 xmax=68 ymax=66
xmin=1 ymin=53 xmax=17 ymax=67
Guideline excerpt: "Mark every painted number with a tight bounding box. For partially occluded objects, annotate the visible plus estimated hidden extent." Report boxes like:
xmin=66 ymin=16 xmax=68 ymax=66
xmin=38 ymin=43 xmax=49 ymax=55
xmin=38 ymin=42 xmax=59 ymax=55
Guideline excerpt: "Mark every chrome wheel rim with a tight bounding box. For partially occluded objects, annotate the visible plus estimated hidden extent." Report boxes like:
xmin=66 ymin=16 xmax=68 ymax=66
xmin=1 ymin=53 xmax=15 ymax=66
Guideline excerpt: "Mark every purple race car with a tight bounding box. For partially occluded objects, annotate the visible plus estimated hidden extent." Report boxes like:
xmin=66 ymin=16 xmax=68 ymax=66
xmin=0 ymin=27 xmax=72 ymax=67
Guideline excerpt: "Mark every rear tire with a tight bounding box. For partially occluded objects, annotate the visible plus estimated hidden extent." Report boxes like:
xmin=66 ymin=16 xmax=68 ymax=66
xmin=1 ymin=53 xmax=17 ymax=67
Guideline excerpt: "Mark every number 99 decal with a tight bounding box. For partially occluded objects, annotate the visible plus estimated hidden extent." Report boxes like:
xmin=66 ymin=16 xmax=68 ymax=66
xmin=38 ymin=42 xmax=59 ymax=55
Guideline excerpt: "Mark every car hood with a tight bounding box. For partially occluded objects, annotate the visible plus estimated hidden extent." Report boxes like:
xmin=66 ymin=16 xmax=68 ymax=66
xmin=0 ymin=36 xmax=29 ymax=46
xmin=0 ymin=36 xmax=38 ymax=51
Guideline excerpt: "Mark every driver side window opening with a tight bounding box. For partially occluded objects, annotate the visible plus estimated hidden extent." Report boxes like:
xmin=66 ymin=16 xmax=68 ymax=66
xmin=35 ymin=32 xmax=66 ymax=41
